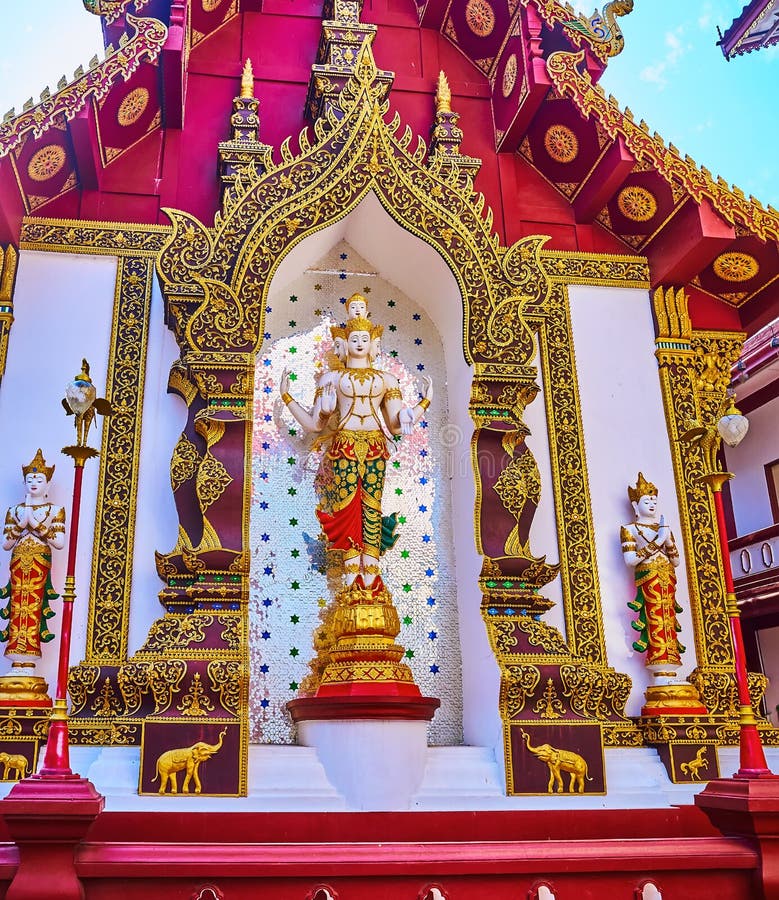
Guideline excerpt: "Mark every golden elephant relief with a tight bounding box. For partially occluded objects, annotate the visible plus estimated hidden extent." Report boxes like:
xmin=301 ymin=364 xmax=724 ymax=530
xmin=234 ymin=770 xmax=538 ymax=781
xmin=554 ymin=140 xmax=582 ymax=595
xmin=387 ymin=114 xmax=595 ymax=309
xmin=152 ymin=728 xmax=227 ymax=795
xmin=521 ymin=729 xmax=593 ymax=794
xmin=0 ymin=752 xmax=28 ymax=781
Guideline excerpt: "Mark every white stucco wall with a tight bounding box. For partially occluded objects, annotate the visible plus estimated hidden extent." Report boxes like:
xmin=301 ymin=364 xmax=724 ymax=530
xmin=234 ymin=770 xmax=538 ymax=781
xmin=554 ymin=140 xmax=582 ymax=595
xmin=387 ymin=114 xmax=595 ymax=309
xmin=0 ymin=250 xmax=117 ymax=690
xmin=724 ymin=393 xmax=779 ymax=536
xmin=568 ymin=284 xmax=695 ymax=716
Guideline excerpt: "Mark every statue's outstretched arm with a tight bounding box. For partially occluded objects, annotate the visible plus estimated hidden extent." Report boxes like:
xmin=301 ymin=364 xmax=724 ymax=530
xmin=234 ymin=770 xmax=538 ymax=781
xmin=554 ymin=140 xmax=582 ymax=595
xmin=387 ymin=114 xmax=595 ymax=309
xmin=382 ymin=375 xmax=433 ymax=435
xmin=279 ymin=369 xmax=331 ymax=434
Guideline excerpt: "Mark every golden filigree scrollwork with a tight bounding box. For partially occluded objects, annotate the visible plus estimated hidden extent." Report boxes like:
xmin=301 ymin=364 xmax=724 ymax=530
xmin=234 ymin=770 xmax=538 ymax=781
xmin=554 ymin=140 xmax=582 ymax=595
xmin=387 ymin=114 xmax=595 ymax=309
xmin=170 ymin=434 xmax=201 ymax=492
xmin=149 ymin=660 xmax=188 ymax=713
xmin=207 ymin=660 xmax=242 ymax=715
xmin=517 ymin=616 xmax=570 ymax=655
xmin=0 ymin=716 xmax=22 ymax=737
xmin=72 ymin=723 xmax=138 ymax=745
xmin=542 ymin=251 xmax=650 ymax=288
xmin=492 ymin=620 xmax=519 ymax=654
xmin=195 ymin=451 xmax=233 ymax=512
xmin=91 ymin=677 xmax=122 ymax=716
xmin=20 ymin=219 xmax=169 ymax=257
xmin=140 ymin=614 xmax=213 ymax=655
xmin=217 ymin=615 xmax=241 ymax=651
xmin=68 ymin=664 xmax=101 ymax=716
xmin=534 ymin=284 xmax=608 ymax=665
xmin=117 ymin=659 xmax=187 ymax=715
xmin=501 ymin=665 xmax=541 ymax=717
xmin=602 ymin=724 xmax=643 ymax=747
xmin=177 ymin=672 xmax=214 ymax=717
xmin=560 ymin=664 xmax=631 ymax=719
xmin=84 ymin=256 xmax=153 ymax=664
xmin=0 ymin=16 xmax=167 ymax=159
xmin=654 ymin=293 xmax=745 ymax=671
xmin=533 ymin=678 xmax=565 ymax=719
xmin=494 ymin=432 xmax=542 ymax=557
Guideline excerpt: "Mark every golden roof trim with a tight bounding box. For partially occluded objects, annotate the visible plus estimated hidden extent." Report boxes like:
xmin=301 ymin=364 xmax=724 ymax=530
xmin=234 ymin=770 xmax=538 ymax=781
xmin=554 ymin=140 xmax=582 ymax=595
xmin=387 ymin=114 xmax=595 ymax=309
xmin=546 ymin=49 xmax=779 ymax=245
xmin=0 ymin=14 xmax=167 ymax=161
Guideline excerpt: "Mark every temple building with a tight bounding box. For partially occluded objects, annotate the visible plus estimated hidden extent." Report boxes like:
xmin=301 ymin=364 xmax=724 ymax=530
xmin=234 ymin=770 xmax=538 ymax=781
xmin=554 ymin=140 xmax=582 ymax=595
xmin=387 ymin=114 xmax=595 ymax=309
xmin=718 ymin=0 xmax=779 ymax=58
xmin=0 ymin=1 xmax=778 ymax=897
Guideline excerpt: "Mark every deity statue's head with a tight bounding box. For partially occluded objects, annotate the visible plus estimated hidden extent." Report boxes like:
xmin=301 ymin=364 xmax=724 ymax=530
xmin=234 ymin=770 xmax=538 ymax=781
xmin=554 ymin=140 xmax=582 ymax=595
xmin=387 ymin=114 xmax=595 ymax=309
xmin=346 ymin=292 xmax=368 ymax=321
xmin=344 ymin=316 xmax=383 ymax=364
xmin=628 ymin=472 xmax=659 ymax=521
xmin=22 ymin=449 xmax=54 ymax=499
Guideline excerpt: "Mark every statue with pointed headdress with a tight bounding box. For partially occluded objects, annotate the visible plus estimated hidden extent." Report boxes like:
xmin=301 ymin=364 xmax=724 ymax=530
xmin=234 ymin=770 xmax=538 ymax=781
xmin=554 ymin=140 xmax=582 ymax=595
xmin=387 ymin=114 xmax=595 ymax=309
xmin=279 ymin=292 xmax=432 ymax=588
xmin=0 ymin=450 xmax=66 ymax=679
xmin=621 ymin=472 xmax=685 ymax=674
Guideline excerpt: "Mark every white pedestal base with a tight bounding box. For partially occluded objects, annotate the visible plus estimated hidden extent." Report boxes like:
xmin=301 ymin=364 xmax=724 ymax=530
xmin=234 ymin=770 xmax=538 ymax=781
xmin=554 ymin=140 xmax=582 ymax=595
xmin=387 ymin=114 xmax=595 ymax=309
xmin=297 ymin=718 xmax=430 ymax=810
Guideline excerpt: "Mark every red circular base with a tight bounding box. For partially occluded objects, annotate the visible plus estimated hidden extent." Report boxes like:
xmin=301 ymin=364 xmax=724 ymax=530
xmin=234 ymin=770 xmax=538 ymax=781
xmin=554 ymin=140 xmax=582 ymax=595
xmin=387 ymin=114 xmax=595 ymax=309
xmin=641 ymin=704 xmax=709 ymax=717
xmin=287 ymin=694 xmax=440 ymax=722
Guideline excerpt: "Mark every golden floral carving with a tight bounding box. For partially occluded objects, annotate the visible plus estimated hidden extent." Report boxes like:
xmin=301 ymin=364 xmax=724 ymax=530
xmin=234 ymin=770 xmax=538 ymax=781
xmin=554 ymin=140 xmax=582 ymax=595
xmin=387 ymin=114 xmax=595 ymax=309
xmin=617 ymin=185 xmax=657 ymax=222
xmin=654 ymin=323 xmax=744 ymax=669
xmin=170 ymin=433 xmax=201 ymax=493
xmin=177 ymin=672 xmax=214 ymax=717
xmin=517 ymin=615 xmax=569 ymax=655
xmin=712 ymin=251 xmax=759 ymax=283
xmin=602 ymin=724 xmax=644 ymax=747
xmin=207 ymin=659 xmax=242 ymax=714
xmin=560 ymin=664 xmax=631 ymax=719
xmin=20 ymin=218 xmax=168 ymax=257
xmin=85 ymin=256 xmax=153 ymax=663
xmin=541 ymin=251 xmax=649 ymax=287
xmin=494 ymin=442 xmax=541 ymax=556
xmin=492 ymin=619 xmax=518 ymax=654
xmin=544 ymin=124 xmax=578 ymax=163
xmin=502 ymin=53 xmax=518 ymax=98
xmin=536 ymin=284 xmax=607 ymax=664
xmin=501 ymin=664 xmax=541 ymax=717
xmin=73 ymin=723 xmax=138 ymax=745
xmin=117 ymin=87 xmax=150 ymax=126
xmin=140 ymin=614 xmax=213 ymax=654
xmin=195 ymin=451 xmax=233 ymax=512
xmin=465 ymin=0 xmax=496 ymax=37
xmin=27 ymin=144 xmax=66 ymax=181
xmin=533 ymin=678 xmax=565 ymax=719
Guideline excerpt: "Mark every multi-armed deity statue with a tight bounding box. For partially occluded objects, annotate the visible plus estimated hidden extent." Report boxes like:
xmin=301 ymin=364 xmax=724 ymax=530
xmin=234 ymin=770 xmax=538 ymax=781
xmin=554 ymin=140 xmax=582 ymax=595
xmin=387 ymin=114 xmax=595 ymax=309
xmin=279 ymin=293 xmax=434 ymax=698
xmin=280 ymin=293 xmax=432 ymax=587
xmin=0 ymin=449 xmax=65 ymax=698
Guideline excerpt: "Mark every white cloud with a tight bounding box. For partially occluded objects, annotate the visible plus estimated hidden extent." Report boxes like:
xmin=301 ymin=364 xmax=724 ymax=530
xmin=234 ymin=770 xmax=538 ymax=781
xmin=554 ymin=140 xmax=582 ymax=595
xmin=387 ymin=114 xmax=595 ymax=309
xmin=639 ymin=27 xmax=688 ymax=89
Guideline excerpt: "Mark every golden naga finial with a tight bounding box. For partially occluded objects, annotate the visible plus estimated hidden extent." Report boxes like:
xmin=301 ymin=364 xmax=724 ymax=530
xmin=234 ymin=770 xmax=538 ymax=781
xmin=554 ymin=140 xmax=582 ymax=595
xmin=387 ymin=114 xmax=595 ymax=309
xmin=435 ymin=70 xmax=452 ymax=114
xmin=240 ymin=59 xmax=255 ymax=99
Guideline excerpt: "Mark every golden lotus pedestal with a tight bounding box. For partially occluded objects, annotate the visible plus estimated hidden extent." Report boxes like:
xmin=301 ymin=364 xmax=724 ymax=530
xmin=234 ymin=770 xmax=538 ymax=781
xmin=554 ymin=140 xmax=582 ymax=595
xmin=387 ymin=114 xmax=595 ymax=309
xmin=0 ymin=663 xmax=51 ymax=705
xmin=641 ymin=681 xmax=708 ymax=718
xmin=288 ymin=576 xmax=439 ymax=809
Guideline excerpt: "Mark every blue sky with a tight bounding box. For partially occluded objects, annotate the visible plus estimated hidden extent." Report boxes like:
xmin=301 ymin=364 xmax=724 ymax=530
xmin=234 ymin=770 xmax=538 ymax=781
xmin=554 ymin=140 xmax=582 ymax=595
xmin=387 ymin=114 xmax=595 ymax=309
xmin=0 ymin=2 xmax=776 ymax=206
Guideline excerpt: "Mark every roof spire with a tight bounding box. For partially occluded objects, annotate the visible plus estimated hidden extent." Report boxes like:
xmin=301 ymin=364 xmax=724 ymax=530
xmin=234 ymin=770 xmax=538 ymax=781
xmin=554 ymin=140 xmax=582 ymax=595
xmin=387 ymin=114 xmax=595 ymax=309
xmin=240 ymin=59 xmax=254 ymax=100
xmin=435 ymin=71 xmax=451 ymax=115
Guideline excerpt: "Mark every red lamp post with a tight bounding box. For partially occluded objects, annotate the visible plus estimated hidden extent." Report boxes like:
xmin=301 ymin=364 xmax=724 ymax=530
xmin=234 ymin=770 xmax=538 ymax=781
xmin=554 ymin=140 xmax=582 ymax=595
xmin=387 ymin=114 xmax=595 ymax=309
xmin=1 ymin=362 xmax=109 ymax=900
xmin=36 ymin=359 xmax=110 ymax=778
xmin=681 ymin=398 xmax=772 ymax=778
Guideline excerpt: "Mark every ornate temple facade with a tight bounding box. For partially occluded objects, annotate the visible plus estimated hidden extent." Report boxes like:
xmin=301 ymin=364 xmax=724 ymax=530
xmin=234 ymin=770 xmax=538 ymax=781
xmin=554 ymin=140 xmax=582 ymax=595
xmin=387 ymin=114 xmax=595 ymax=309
xmin=0 ymin=1 xmax=778 ymax=897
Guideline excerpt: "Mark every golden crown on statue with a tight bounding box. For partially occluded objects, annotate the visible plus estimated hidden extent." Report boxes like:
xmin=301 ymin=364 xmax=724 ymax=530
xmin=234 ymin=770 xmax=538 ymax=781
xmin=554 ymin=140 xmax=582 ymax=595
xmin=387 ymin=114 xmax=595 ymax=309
xmin=627 ymin=471 xmax=658 ymax=504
